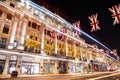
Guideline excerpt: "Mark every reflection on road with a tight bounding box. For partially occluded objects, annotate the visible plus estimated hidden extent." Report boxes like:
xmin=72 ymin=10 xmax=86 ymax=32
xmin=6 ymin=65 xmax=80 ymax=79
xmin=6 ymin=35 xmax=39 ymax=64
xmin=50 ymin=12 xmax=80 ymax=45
xmin=85 ymin=73 xmax=120 ymax=80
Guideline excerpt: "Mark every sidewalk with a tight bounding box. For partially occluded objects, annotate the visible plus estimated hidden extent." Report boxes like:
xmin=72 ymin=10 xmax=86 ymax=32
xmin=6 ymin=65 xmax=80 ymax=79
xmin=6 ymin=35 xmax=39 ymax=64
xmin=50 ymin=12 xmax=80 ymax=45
xmin=0 ymin=72 xmax=114 ymax=79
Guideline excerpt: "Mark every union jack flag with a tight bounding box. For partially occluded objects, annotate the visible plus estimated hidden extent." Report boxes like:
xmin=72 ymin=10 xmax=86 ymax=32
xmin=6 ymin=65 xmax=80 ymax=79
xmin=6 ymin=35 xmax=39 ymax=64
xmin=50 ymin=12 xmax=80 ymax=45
xmin=50 ymin=31 xmax=55 ymax=42
xmin=60 ymin=27 xmax=67 ymax=40
xmin=88 ymin=13 xmax=100 ymax=32
xmin=108 ymin=4 xmax=120 ymax=25
xmin=73 ymin=20 xmax=81 ymax=37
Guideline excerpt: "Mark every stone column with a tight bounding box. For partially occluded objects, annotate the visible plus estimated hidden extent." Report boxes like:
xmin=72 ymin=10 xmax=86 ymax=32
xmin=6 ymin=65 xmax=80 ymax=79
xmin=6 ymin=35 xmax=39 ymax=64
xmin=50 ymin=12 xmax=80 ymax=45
xmin=3 ymin=56 xmax=10 ymax=74
xmin=55 ymin=32 xmax=57 ymax=54
xmin=16 ymin=17 xmax=22 ymax=49
xmin=65 ymin=38 xmax=68 ymax=56
xmin=41 ymin=27 xmax=45 ymax=54
xmin=67 ymin=62 xmax=70 ymax=73
xmin=74 ymin=42 xmax=76 ymax=58
xmin=16 ymin=56 xmax=22 ymax=74
xmin=54 ymin=60 xmax=59 ymax=74
xmin=8 ymin=17 xmax=18 ymax=49
xmin=0 ymin=22 xmax=4 ymax=39
xmin=80 ymin=47 xmax=83 ymax=61
xmin=40 ymin=59 xmax=44 ymax=74
xmin=19 ymin=19 xmax=28 ymax=50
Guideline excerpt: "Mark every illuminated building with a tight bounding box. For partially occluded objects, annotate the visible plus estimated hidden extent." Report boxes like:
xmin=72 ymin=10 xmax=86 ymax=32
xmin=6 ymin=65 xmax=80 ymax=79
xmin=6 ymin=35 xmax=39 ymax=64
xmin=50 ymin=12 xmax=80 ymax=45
xmin=0 ymin=0 xmax=119 ymax=75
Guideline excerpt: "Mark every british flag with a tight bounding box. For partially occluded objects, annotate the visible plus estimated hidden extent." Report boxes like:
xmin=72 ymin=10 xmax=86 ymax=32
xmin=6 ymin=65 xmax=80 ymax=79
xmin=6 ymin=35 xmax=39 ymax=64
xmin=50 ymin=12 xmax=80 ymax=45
xmin=88 ymin=13 xmax=100 ymax=32
xmin=108 ymin=4 xmax=120 ymax=25
xmin=60 ymin=27 xmax=67 ymax=40
xmin=73 ymin=20 xmax=81 ymax=37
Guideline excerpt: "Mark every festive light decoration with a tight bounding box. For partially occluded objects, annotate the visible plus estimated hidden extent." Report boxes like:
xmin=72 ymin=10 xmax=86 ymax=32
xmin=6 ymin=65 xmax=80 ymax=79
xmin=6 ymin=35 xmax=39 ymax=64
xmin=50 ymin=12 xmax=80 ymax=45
xmin=73 ymin=20 xmax=81 ymax=37
xmin=60 ymin=26 xmax=67 ymax=40
xmin=108 ymin=4 xmax=120 ymax=25
xmin=88 ymin=13 xmax=100 ymax=32
xmin=50 ymin=31 xmax=55 ymax=42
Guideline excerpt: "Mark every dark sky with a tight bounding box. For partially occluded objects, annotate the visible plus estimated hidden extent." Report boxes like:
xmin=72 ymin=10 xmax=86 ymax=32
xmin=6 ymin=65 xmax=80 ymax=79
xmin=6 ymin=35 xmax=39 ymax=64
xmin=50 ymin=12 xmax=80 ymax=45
xmin=32 ymin=0 xmax=120 ymax=56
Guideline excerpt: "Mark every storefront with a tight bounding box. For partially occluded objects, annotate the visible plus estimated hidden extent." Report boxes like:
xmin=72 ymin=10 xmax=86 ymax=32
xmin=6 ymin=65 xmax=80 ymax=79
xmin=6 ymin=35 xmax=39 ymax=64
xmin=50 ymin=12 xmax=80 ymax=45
xmin=20 ymin=56 xmax=40 ymax=74
xmin=43 ymin=59 xmax=55 ymax=74
xmin=0 ymin=55 xmax=6 ymax=74
xmin=8 ymin=56 xmax=17 ymax=74
xmin=58 ymin=61 xmax=68 ymax=74
xmin=76 ymin=63 xmax=82 ymax=73
xmin=70 ymin=62 xmax=76 ymax=73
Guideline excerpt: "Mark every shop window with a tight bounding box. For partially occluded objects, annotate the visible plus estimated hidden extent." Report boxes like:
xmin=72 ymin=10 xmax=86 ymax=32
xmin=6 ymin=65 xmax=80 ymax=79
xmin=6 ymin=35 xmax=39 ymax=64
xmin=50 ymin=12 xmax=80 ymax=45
xmin=6 ymin=13 xmax=12 ymax=20
xmin=8 ymin=56 xmax=17 ymax=74
xmin=21 ymin=57 xmax=40 ymax=74
xmin=10 ymin=3 xmax=15 ymax=8
xmin=14 ymin=0 xmax=20 ymax=2
xmin=28 ymin=21 xmax=31 ymax=27
xmin=32 ymin=22 xmax=37 ymax=29
xmin=0 ymin=55 xmax=6 ymax=74
xmin=1 ymin=0 xmax=6 ymax=2
xmin=0 ymin=10 xmax=3 ymax=17
xmin=2 ymin=24 xmax=10 ymax=34
xmin=0 ymin=38 xmax=7 ymax=48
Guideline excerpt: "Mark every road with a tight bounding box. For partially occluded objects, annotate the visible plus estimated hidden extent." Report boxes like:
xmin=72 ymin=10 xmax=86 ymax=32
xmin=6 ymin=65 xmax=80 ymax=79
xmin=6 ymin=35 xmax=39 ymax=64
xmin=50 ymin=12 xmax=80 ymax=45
xmin=89 ymin=72 xmax=120 ymax=80
xmin=0 ymin=72 xmax=120 ymax=80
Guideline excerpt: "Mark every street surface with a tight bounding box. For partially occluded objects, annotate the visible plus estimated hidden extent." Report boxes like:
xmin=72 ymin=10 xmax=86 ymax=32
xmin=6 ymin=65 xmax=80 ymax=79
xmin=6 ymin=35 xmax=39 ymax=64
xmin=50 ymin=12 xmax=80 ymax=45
xmin=0 ymin=72 xmax=120 ymax=80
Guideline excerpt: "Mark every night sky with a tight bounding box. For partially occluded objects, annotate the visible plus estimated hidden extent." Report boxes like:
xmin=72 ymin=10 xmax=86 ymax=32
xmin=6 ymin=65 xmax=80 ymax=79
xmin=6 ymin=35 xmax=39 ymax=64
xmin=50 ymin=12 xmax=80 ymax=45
xmin=32 ymin=0 xmax=120 ymax=57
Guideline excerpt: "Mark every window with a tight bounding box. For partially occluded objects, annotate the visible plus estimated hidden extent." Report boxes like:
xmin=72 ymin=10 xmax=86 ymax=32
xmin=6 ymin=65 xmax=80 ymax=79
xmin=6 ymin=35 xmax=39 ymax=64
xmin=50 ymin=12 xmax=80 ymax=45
xmin=6 ymin=13 xmax=12 ymax=20
xmin=32 ymin=22 xmax=37 ymax=29
xmin=10 ymin=3 xmax=15 ymax=8
xmin=0 ymin=55 xmax=6 ymax=74
xmin=2 ymin=24 xmax=10 ymax=34
xmin=37 ymin=25 xmax=40 ymax=31
xmin=0 ymin=10 xmax=3 ymax=17
xmin=8 ymin=56 xmax=17 ymax=74
xmin=45 ymin=30 xmax=50 ymax=36
xmin=14 ymin=0 xmax=20 ymax=2
xmin=28 ymin=21 xmax=31 ymax=27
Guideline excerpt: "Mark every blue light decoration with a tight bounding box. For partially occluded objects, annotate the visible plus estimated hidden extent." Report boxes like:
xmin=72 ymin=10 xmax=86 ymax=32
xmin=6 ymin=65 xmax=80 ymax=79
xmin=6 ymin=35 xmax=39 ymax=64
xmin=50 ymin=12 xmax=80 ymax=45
xmin=27 ymin=0 xmax=118 ymax=61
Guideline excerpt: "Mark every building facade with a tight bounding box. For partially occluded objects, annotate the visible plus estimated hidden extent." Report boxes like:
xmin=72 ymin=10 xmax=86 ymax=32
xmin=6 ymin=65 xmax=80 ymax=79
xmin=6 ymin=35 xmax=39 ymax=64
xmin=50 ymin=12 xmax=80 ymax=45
xmin=0 ymin=0 xmax=119 ymax=75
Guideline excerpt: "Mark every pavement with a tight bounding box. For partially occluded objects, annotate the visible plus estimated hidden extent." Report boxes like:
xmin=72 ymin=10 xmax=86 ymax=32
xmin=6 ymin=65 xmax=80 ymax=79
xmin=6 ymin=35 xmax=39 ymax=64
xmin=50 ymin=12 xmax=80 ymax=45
xmin=0 ymin=72 xmax=115 ymax=80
